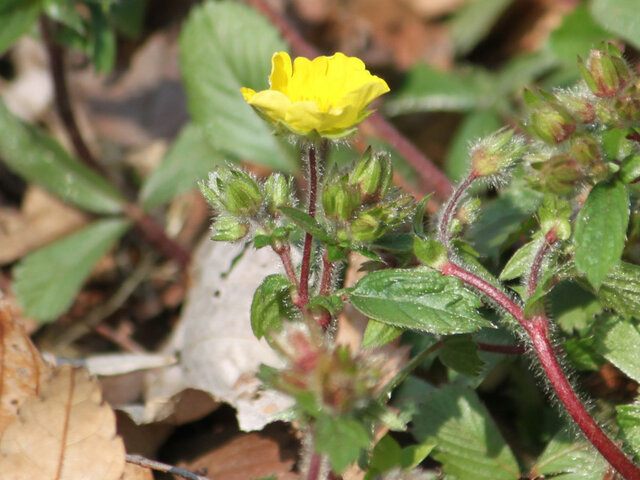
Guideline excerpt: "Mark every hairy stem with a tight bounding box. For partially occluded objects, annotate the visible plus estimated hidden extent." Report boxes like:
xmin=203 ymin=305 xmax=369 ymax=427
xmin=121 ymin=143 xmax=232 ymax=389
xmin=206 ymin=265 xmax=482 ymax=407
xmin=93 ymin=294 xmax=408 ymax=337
xmin=527 ymin=229 xmax=558 ymax=297
xmin=437 ymin=172 xmax=477 ymax=249
xmin=441 ymin=261 xmax=640 ymax=479
xmin=298 ymin=142 xmax=321 ymax=308
xmin=272 ymin=242 xmax=300 ymax=287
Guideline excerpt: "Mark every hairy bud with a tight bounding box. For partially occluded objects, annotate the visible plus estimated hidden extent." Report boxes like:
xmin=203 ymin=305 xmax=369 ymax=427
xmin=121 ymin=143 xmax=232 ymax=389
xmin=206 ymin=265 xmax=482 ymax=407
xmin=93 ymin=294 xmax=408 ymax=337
xmin=580 ymin=45 xmax=631 ymax=98
xmin=349 ymin=147 xmax=393 ymax=200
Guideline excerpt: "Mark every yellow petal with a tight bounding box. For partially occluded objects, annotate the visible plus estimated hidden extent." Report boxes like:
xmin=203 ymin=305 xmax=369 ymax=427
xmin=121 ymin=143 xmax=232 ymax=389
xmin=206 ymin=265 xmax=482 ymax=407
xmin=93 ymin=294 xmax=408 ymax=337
xmin=340 ymin=79 xmax=390 ymax=111
xmin=269 ymin=52 xmax=292 ymax=93
xmin=240 ymin=87 xmax=257 ymax=102
xmin=246 ymin=89 xmax=292 ymax=123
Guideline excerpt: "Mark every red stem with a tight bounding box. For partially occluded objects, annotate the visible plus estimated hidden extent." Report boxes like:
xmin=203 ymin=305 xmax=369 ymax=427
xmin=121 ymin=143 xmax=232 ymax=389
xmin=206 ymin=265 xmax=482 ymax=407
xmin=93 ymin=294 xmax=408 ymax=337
xmin=298 ymin=143 xmax=320 ymax=308
xmin=306 ymin=452 xmax=322 ymax=480
xmin=527 ymin=229 xmax=557 ymax=297
xmin=272 ymin=242 xmax=299 ymax=287
xmin=244 ymin=0 xmax=453 ymax=200
xmin=319 ymin=251 xmax=333 ymax=297
xmin=441 ymin=261 xmax=640 ymax=479
xmin=437 ymin=172 xmax=477 ymax=247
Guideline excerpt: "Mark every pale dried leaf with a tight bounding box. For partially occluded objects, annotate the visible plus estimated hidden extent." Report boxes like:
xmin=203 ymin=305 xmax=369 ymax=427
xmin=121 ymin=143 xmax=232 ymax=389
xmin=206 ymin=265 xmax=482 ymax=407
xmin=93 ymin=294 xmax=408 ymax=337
xmin=0 ymin=365 xmax=126 ymax=480
xmin=137 ymin=239 xmax=292 ymax=431
xmin=0 ymin=187 xmax=88 ymax=265
xmin=121 ymin=463 xmax=153 ymax=480
xmin=0 ymin=303 xmax=52 ymax=433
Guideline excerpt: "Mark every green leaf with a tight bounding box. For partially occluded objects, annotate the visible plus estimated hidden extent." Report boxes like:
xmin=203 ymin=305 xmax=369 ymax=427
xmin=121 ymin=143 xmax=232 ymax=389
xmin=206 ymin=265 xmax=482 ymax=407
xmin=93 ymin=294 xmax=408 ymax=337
xmin=413 ymin=385 xmax=520 ymax=480
xmin=13 ymin=219 xmax=130 ymax=323
xmin=448 ymin=0 xmax=514 ymax=56
xmin=573 ymin=179 xmax=629 ymax=289
xmin=110 ymin=0 xmax=147 ymax=38
xmin=590 ymin=0 xmax=640 ymax=50
xmin=446 ymin=110 xmax=502 ymax=182
xmin=386 ymin=64 xmax=493 ymax=116
xmin=547 ymin=5 xmax=611 ymax=64
xmin=529 ymin=428 xmax=607 ymax=480
xmin=278 ymin=206 xmax=332 ymax=243
xmin=362 ymin=319 xmax=403 ymax=349
xmin=0 ymin=0 xmax=41 ymax=56
xmin=550 ymin=282 xmax=602 ymax=334
xmin=617 ymin=399 xmax=640 ymax=461
xmin=0 ymin=101 xmax=125 ymax=214
xmin=250 ymin=274 xmax=294 ymax=339
xmin=563 ymin=337 xmax=603 ymax=371
xmin=594 ymin=314 xmax=640 ymax=382
xmin=88 ymin=3 xmax=116 ymax=73
xmin=141 ymin=124 xmax=225 ymax=210
xmin=350 ymin=267 xmax=492 ymax=334
xmin=439 ymin=334 xmax=485 ymax=377
xmin=598 ymin=261 xmax=640 ymax=319
xmin=499 ymin=237 xmax=543 ymax=281
xmin=364 ymin=434 xmax=436 ymax=480
xmin=179 ymin=1 xmax=295 ymax=171
xmin=315 ymin=415 xmax=371 ymax=473
xmin=470 ymin=184 xmax=542 ymax=258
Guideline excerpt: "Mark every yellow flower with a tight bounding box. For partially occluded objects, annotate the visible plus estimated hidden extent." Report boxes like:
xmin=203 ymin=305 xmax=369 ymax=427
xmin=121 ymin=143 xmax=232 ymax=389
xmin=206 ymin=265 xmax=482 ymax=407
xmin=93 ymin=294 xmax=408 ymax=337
xmin=241 ymin=51 xmax=390 ymax=138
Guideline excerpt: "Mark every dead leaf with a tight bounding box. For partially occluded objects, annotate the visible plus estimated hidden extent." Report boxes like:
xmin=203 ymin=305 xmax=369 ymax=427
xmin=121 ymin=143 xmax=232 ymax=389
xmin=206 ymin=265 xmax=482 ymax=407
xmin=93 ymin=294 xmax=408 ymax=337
xmin=0 ymin=365 xmax=126 ymax=480
xmin=132 ymin=239 xmax=292 ymax=431
xmin=179 ymin=423 xmax=298 ymax=480
xmin=0 ymin=186 xmax=89 ymax=265
xmin=0 ymin=303 xmax=52 ymax=433
xmin=121 ymin=463 xmax=153 ymax=480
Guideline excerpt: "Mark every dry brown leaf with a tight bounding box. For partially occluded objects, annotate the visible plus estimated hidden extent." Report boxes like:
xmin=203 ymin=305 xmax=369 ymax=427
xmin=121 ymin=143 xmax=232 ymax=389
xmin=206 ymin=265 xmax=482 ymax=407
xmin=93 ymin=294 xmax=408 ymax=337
xmin=0 ymin=186 xmax=88 ymax=265
xmin=0 ymin=365 xmax=126 ymax=480
xmin=0 ymin=304 xmax=52 ymax=433
xmin=121 ymin=463 xmax=153 ymax=480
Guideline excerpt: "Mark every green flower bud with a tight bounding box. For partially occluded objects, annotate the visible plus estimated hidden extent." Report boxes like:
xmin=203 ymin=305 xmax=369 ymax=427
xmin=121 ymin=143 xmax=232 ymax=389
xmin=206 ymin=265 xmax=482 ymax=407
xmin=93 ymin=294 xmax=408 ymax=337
xmin=533 ymin=154 xmax=581 ymax=195
xmin=350 ymin=212 xmax=383 ymax=242
xmin=225 ymin=171 xmax=263 ymax=216
xmin=349 ymin=147 xmax=393 ymax=200
xmin=201 ymin=167 xmax=263 ymax=217
xmin=528 ymin=101 xmax=576 ymax=144
xmin=579 ymin=46 xmax=631 ymax=98
xmin=620 ymin=153 xmax=640 ymax=184
xmin=557 ymin=91 xmax=595 ymax=124
xmin=456 ymin=197 xmax=481 ymax=225
xmin=264 ymin=173 xmax=293 ymax=213
xmin=211 ymin=215 xmax=250 ymax=241
xmin=322 ymin=181 xmax=361 ymax=221
xmin=471 ymin=128 xmax=526 ymax=176
xmin=614 ymin=96 xmax=640 ymax=123
xmin=570 ymin=135 xmax=601 ymax=166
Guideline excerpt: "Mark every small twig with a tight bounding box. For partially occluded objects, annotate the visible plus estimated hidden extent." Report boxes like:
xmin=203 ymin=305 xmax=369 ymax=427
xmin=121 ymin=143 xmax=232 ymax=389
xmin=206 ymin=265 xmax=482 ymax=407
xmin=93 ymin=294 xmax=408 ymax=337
xmin=39 ymin=17 xmax=105 ymax=174
xmin=54 ymin=252 xmax=155 ymax=349
xmin=126 ymin=454 xmax=214 ymax=480
xmin=244 ymin=0 xmax=453 ymax=201
xmin=125 ymin=204 xmax=191 ymax=269
xmin=527 ymin=229 xmax=558 ymax=297
xmin=93 ymin=323 xmax=145 ymax=353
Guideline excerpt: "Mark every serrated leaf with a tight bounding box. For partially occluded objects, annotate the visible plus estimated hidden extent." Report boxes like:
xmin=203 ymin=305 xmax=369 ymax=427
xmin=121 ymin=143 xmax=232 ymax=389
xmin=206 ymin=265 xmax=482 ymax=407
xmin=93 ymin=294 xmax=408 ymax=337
xmin=529 ymin=428 xmax=607 ymax=479
xmin=448 ymin=0 xmax=514 ymax=56
xmin=141 ymin=123 xmax=225 ymax=210
xmin=13 ymin=218 xmax=130 ymax=323
xmin=470 ymin=184 xmax=542 ymax=258
xmin=446 ymin=110 xmax=502 ymax=182
xmin=574 ymin=179 xmax=629 ymax=289
xmin=0 ymin=101 xmax=125 ymax=214
xmin=179 ymin=1 xmax=295 ymax=171
xmin=617 ymin=399 xmax=640 ymax=461
xmin=413 ymin=385 xmax=520 ymax=480
xmin=550 ymin=282 xmax=603 ymax=334
xmin=250 ymin=274 xmax=294 ymax=339
xmin=315 ymin=415 xmax=371 ymax=473
xmin=350 ymin=267 xmax=492 ymax=334
xmin=278 ymin=206 xmax=332 ymax=243
xmin=547 ymin=5 xmax=611 ymax=64
xmin=362 ymin=318 xmax=403 ymax=349
xmin=563 ymin=337 xmax=603 ymax=371
xmin=594 ymin=314 xmax=640 ymax=382
xmin=499 ymin=237 xmax=543 ymax=281
xmin=439 ymin=334 xmax=485 ymax=377
xmin=386 ymin=64 xmax=493 ymax=116
xmin=590 ymin=0 xmax=640 ymax=50
xmin=598 ymin=261 xmax=640 ymax=319
xmin=0 ymin=0 xmax=41 ymax=56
